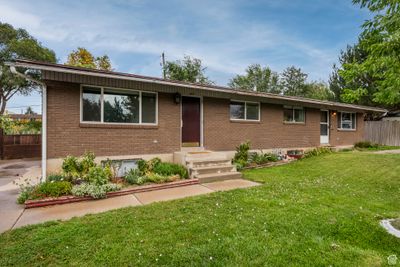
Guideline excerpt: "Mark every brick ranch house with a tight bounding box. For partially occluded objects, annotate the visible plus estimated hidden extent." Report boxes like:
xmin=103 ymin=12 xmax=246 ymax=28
xmin=8 ymin=59 xmax=386 ymax=181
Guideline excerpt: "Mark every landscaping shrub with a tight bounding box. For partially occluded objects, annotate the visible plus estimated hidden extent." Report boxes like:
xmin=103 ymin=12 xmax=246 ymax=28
xmin=80 ymin=152 xmax=96 ymax=175
xmin=153 ymin=162 xmax=189 ymax=178
xmin=137 ymin=157 xmax=162 ymax=175
xmin=124 ymin=169 xmax=143 ymax=185
xmin=354 ymin=141 xmax=378 ymax=149
xmin=303 ymin=147 xmax=333 ymax=159
xmin=233 ymin=141 xmax=250 ymax=163
xmin=124 ymin=158 xmax=186 ymax=185
xmin=17 ymin=181 xmax=72 ymax=204
xmin=61 ymin=155 xmax=81 ymax=181
xmin=85 ymin=166 xmax=112 ymax=185
xmin=61 ymin=152 xmax=97 ymax=181
xmin=249 ymin=152 xmax=279 ymax=165
xmin=145 ymin=173 xmax=171 ymax=184
xmin=102 ymin=159 xmax=122 ymax=179
xmin=71 ymin=183 xmax=121 ymax=199
xmin=46 ymin=173 xmax=65 ymax=182
xmin=17 ymin=185 xmax=36 ymax=204
xmin=35 ymin=181 xmax=72 ymax=198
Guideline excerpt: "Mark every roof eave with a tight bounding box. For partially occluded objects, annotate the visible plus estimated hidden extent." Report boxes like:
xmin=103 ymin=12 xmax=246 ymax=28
xmin=6 ymin=60 xmax=387 ymax=114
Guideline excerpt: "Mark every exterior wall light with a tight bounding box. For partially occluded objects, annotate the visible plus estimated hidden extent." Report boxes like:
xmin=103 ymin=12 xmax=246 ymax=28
xmin=174 ymin=93 xmax=181 ymax=104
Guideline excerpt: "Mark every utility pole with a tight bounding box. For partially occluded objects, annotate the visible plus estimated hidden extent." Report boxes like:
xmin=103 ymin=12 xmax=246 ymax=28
xmin=161 ymin=52 xmax=166 ymax=79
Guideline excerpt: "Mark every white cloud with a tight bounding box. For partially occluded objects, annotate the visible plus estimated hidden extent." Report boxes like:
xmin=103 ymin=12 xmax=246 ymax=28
xmin=0 ymin=0 xmax=340 ymax=83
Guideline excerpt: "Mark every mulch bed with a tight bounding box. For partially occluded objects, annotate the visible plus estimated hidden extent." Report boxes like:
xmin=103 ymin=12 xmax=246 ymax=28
xmin=24 ymin=179 xmax=200 ymax=209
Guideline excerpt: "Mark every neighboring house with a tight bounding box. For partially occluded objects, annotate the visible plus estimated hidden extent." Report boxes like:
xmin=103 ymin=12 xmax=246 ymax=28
xmin=8 ymin=114 xmax=42 ymax=122
xmin=381 ymin=110 xmax=400 ymax=121
xmin=8 ymin=60 xmax=386 ymax=180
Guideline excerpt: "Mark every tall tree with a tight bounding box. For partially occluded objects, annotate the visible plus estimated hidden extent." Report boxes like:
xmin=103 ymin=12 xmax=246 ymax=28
xmin=329 ymin=44 xmax=376 ymax=105
xmin=0 ymin=22 xmax=56 ymax=114
xmin=228 ymin=64 xmax=282 ymax=93
xmin=66 ymin=47 xmax=113 ymax=71
xmin=25 ymin=106 xmax=36 ymax=115
xmin=339 ymin=0 xmax=400 ymax=109
xmin=280 ymin=66 xmax=308 ymax=96
xmin=164 ymin=55 xmax=213 ymax=85
xmin=303 ymin=81 xmax=335 ymax=101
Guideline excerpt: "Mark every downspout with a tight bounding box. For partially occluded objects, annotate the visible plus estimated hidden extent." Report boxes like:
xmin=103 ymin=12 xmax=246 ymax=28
xmin=10 ymin=65 xmax=47 ymax=182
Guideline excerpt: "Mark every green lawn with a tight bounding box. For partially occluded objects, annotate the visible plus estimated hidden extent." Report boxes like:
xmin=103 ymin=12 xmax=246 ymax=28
xmin=1 ymin=152 xmax=399 ymax=266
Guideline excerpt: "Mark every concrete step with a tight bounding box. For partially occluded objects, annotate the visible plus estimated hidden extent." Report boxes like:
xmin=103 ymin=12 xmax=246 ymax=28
xmin=190 ymin=164 xmax=235 ymax=176
xmin=196 ymin=172 xmax=242 ymax=183
xmin=186 ymin=159 xmax=232 ymax=168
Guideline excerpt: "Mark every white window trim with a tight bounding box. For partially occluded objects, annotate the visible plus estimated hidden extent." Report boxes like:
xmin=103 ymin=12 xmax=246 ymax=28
xmin=283 ymin=105 xmax=305 ymax=123
xmin=338 ymin=111 xmax=356 ymax=131
xmin=80 ymin=84 xmax=158 ymax=126
xmin=229 ymin=100 xmax=261 ymax=122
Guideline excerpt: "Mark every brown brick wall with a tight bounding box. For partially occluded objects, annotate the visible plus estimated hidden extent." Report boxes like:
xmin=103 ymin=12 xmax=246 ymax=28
xmin=46 ymin=81 xmax=364 ymax=159
xmin=203 ymin=97 xmax=321 ymax=150
xmin=46 ymin=81 xmax=181 ymax=158
xmin=329 ymin=112 xmax=364 ymax=146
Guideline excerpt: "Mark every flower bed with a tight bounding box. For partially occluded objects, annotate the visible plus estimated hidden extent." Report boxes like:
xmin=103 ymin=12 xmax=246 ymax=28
xmin=24 ymin=179 xmax=199 ymax=209
xmin=232 ymin=141 xmax=289 ymax=170
xmin=16 ymin=152 xmax=190 ymax=206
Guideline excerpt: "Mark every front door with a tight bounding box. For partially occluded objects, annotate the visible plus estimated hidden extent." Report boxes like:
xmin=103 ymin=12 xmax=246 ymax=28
xmin=320 ymin=110 xmax=329 ymax=144
xmin=181 ymin=96 xmax=201 ymax=147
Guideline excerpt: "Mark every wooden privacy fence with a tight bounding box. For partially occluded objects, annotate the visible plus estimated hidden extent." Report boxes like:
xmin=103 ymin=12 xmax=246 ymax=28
xmin=0 ymin=129 xmax=41 ymax=159
xmin=364 ymin=121 xmax=400 ymax=146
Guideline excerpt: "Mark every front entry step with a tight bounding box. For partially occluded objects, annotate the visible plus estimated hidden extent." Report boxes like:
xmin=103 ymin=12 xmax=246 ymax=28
xmin=177 ymin=150 xmax=242 ymax=183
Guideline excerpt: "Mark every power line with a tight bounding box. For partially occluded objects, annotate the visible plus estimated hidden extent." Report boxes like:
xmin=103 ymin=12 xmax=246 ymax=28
xmin=7 ymin=104 xmax=41 ymax=109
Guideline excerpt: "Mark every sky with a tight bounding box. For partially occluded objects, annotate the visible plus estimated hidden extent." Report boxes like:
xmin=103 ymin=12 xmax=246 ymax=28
xmin=0 ymin=0 xmax=372 ymax=114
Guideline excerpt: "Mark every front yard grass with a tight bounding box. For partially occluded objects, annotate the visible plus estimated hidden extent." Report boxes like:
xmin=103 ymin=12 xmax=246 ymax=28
xmin=1 ymin=152 xmax=399 ymax=266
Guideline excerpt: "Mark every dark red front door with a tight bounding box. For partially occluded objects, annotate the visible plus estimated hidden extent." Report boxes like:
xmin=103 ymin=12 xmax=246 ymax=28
xmin=182 ymin=96 xmax=201 ymax=146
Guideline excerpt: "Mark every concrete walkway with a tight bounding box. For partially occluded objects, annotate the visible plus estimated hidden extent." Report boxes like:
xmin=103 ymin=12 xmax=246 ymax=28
xmin=2 ymin=177 xmax=260 ymax=233
xmin=373 ymin=149 xmax=400 ymax=154
xmin=0 ymin=159 xmax=41 ymax=234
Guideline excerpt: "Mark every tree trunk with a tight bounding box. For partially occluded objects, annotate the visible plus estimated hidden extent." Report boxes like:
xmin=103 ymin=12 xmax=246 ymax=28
xmin=0 ymin=96 xmax=6 ymax=115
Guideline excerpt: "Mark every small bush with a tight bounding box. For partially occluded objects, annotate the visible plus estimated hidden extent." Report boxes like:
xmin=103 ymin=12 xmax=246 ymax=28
xmin=137 ymin=157 xmax=162 ymax=175
xmin=85 ymin=166 xmax=111 ymax=185
xmin=303 ymin=147 xmax=333 ymax=159
xmin=71 ymin=183 xmax=121 ymax=199
xmin=249 ymin=152 xmax=279 ymax=165
xmin=61 ymin=155 xmax=81 ymax=181
xmin=354 ymin=141 xmax=378 ymax=149
xmin=234 ymin=159 xmax=248 ymax=171
xmin=35 ymin=181 xmax=72 ymax=198
xmin=17 ymin=185 xmax=36 ymax=204
xmin=153 ymin=162 xmax=188 ymax=179
xmin=80 ymin=152 xmax=96 ymax=175
xmin=46 ymin=173 xmax=65 ymax=182
xmin=17 ymin=181 xmax=72 ymax=204
xmin=61 ymin=152 xmax=97 ymax=181
xmin=124 ymin=168 xmax=142 ymax=185
xmin=102 ymin=159 xmax=122 ymax=179
xmin=233 ymin=141 xmax=251 ymax=164
xmin=145 ymin=173 xmax=170 ymax=184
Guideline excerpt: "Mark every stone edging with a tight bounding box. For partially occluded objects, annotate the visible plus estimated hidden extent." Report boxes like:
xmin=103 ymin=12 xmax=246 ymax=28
xmin=24 ymin=179 xmax=200 ymax=209
xmin=380 ymin=219 xmax=400 ymax=238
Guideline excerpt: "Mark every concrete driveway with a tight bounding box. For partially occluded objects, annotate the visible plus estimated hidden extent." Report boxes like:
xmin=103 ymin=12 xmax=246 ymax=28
xmin=0 ymin=159 xmax=41 ymax=233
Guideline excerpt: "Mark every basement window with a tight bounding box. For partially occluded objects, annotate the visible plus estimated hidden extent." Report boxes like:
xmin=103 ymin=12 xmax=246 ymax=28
xmin=81 ymin=86 xmax=158 ymax=125
xmin=230 ymin=101 xmax=260 ymax=121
